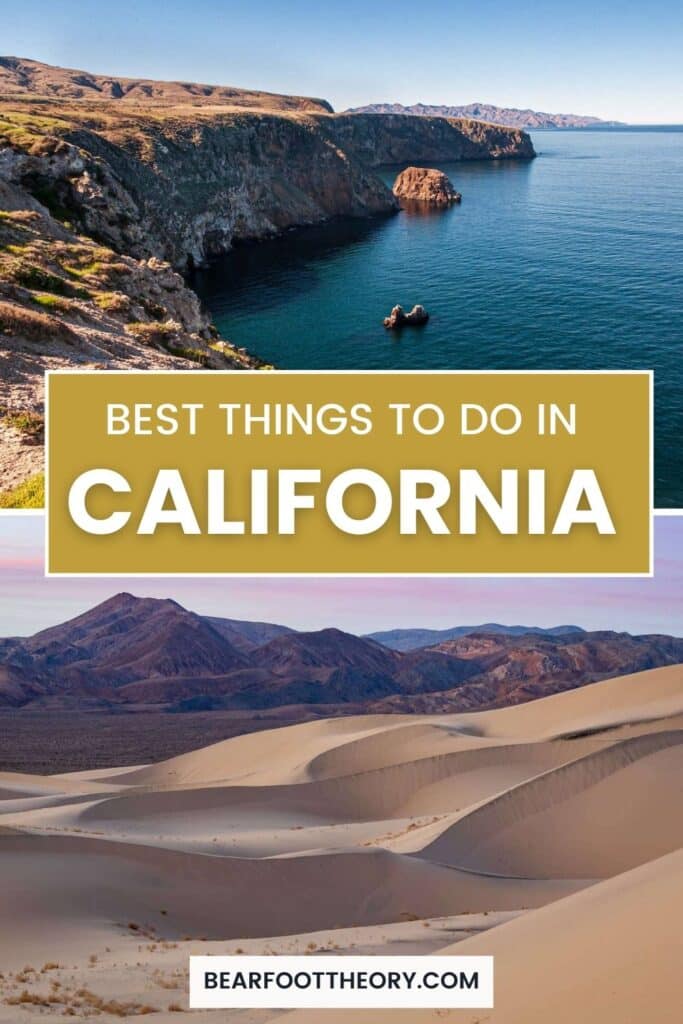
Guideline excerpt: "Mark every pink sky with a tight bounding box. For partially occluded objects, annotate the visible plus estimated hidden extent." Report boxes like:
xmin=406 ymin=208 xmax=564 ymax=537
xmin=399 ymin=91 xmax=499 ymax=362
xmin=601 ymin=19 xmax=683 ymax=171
xmin=0 ymin=515 xmax=681 ymax=637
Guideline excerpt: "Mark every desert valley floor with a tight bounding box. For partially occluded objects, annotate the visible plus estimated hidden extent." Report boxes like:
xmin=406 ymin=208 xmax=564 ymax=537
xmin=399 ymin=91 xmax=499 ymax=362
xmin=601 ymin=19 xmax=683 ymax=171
xmin=1 ymin=663 xmax=683 ymax=1021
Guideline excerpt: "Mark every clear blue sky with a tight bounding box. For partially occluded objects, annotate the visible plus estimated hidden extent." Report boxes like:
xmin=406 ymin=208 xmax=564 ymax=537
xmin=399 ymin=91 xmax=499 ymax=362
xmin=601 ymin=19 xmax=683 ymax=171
xmin=1 ymin=516 xmax=681 ymax=637
xmin=4 ymin=0 xmax=682 ymax=122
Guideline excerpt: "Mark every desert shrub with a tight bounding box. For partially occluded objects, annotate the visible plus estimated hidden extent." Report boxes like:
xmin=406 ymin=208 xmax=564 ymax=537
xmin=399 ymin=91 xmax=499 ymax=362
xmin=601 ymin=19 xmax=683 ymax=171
xmin=0 ymin=473 xmax=45 ymax=509
xmin=6 ymin=989 xmax=51 ymax=1006
xmin=72 ymin=988 xmax=158 ymax=1016
xmin=125 ymin=320 xmax=179 ymax=345
xmin=2 ymin=408 xmax=44 ymax=440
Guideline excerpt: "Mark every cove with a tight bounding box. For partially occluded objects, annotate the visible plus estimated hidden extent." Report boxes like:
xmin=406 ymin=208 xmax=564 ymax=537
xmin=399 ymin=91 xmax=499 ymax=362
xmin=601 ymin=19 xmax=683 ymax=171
xmin=192 ymin=127 xmax=683 ymax=508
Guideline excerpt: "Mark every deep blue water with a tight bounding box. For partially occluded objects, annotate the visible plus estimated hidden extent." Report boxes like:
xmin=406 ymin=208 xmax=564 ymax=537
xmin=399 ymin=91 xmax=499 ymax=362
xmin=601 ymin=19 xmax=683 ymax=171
xmin=193 ymin=128 xmax=683 ymax=506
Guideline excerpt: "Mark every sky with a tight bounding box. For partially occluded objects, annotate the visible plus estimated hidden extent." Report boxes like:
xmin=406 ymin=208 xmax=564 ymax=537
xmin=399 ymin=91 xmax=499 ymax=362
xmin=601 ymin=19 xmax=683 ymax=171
xmin=3 ymin=0 xmax=682 ymax=123
xmin=0 ymin=515 xmax=681 ymax=637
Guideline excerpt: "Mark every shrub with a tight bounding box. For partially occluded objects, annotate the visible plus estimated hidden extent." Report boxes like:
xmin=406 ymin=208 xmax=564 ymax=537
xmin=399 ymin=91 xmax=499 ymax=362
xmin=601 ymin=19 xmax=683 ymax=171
xmin=166 ymin=344 xmax=209 ymax=366
xmin=2 ymin=409 xmax=44 ymax=441
xmin=125 ymin=320 xmax=178 ymax=345
xmin=31 ymin=292 xmax=74 ymax=313
xmin=6 ymin=989 xmax=51 ymax=1007
xmin=0 ymin=473 xmax=45 ymax=509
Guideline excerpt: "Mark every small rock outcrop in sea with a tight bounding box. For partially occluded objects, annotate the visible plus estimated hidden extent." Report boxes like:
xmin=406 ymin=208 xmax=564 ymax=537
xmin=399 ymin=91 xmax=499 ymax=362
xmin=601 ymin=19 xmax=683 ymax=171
xmin=383 ymin=304 xmax=430 ymax=329
xmin=392 ymin=166 xmax=462 ymax=205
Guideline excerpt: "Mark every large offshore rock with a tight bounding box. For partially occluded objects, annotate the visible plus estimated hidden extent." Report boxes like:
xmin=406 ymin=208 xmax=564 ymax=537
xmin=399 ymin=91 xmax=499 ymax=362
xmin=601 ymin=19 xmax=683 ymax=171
xmin=392 ymin=166 xmax=462 ymax=205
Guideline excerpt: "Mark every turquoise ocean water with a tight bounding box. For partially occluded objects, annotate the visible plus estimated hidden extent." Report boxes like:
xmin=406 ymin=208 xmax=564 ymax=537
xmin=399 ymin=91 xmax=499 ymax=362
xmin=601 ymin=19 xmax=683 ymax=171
xmin=193 ymin=127 xmax=683 ymax=506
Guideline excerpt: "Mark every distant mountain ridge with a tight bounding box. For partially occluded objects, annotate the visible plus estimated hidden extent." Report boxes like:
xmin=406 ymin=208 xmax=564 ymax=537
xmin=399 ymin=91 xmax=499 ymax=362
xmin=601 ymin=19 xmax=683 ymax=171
xmin=365 ymin=623 xmax=585 ymax=652
xmin=1 ymin=594 xmax=681 ymax=716
xmin=346 ymin=102 xmax=623 ymax=129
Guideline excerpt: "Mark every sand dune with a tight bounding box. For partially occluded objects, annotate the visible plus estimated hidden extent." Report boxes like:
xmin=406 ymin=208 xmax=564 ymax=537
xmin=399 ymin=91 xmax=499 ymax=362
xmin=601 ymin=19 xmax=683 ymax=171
xmin=281 ymin=848 xmax=683 ymax=1024
xmin=112 ymin=715 xmax=412 ymax=788
xmin=1 ymin=833 xmax=579 ymax=951
xmin=98 ymin=665 xmax=683 ymax=792
xmin=466 ymin=662 xmax=683 ymax=739
xmin=422 ymin=729 xmax=683 ymax=877
xmin=0 ymin=662 xmax=681 ymax=1019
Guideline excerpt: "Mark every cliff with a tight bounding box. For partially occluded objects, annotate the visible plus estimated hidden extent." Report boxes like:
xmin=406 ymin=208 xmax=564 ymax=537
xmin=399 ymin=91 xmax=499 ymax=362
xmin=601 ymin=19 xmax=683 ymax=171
xmin=0 ymin=103 xmax=532 ymax=271
xmin=0 ymin=58 xmax=535 ymax=502
xmin=329 ymin=112 xmax=535 ymax=166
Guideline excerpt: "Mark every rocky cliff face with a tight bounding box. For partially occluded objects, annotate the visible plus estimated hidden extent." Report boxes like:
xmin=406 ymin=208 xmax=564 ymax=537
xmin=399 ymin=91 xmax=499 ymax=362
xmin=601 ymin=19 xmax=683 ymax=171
xmin=0 ymin=99 xmax=534 ymax=272
xmin=0 ymin=105 xmax=398 ymax=270
xmin=328 ymin=113 xmax=536 ymax=167
xmin=0 ymin=61 xmax=535 ymax=501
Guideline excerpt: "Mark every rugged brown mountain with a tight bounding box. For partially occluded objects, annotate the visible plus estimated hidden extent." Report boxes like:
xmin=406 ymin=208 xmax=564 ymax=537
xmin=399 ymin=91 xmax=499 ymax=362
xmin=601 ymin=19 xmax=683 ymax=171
xmin=365 ymin=623 xmax=585 ymax=651
xmin=1 ymin=594 xmax=681 ymax=715
xmin=371 ymin=631 xmax=683 ymax=713
xmin=0 ymin=593 xmax=250 ymax=702
xmin=0 ymin=57 xmax=333 ymax=112
xmin=202 ymin=615 xmax=295 ymax=652
xmin=346 ymin=101 xmax=623 ymax=129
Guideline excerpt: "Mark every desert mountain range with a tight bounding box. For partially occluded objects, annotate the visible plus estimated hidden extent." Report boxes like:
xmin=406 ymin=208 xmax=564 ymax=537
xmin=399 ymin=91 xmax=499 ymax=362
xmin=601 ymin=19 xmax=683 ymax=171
xmin=347 ymin=101 xmax=623 ymax=129
xmin=1 ymin=592 xmax=681 ymax=714
xmin=367 ymin=622 xmax=584 ymax=651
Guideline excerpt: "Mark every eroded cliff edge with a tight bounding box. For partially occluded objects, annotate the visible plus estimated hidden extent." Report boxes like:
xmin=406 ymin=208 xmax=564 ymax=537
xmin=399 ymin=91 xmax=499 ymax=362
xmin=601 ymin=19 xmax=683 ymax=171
xmin=0 ymin=58 xmax=535 ymax=502
xmin=0 ymin=105 xmax=533 ymax=270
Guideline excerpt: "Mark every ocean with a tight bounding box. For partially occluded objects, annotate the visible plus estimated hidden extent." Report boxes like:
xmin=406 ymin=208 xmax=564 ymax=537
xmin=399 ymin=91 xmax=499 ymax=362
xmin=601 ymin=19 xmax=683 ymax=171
xmin=193 ymin=127 xmax=683 ymax=507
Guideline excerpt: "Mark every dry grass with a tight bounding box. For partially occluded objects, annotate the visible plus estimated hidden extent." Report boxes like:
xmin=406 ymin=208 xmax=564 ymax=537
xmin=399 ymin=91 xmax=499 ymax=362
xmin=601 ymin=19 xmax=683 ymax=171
xmin=0 ymin=209 xmax=41 ymax=224
xmin=6 ymin=989 xmax=53 ymax=1007
xmin=0 ymin=297 xmax=74 ymax=342
xmin=4 ymin=984 xmax=159 ymax=1016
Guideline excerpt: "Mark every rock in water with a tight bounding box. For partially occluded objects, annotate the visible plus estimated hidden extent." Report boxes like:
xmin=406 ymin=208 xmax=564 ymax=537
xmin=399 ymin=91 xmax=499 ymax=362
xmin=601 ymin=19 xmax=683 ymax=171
xmin=383 ymin=304 xmax=430 ymax=329
xmin=392 ymin=166 xmax=462 ymax=205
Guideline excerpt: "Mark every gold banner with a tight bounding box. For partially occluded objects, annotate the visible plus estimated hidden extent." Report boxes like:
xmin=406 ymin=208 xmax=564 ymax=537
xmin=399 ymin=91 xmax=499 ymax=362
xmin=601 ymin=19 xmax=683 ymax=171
xmin=46 ymin=371 xmax=651 ymax=575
